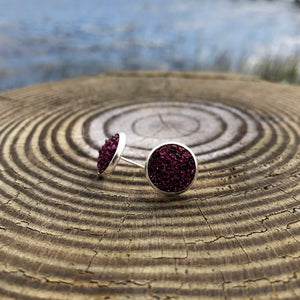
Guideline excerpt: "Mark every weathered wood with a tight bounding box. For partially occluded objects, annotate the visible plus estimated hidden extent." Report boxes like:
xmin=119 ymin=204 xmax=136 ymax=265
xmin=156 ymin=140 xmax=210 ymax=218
xmin=0 ymin=71 xmax=299 ymax=299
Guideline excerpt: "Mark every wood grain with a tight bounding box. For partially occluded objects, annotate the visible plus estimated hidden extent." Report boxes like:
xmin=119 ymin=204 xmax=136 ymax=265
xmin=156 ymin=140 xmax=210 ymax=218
xmin=0 ymin=71 xmax=299 ymax=299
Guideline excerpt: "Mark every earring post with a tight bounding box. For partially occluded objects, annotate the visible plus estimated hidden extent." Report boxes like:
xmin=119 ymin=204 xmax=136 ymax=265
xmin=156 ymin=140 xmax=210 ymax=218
xmin=121 ymin=157 xmax=144 ymax=169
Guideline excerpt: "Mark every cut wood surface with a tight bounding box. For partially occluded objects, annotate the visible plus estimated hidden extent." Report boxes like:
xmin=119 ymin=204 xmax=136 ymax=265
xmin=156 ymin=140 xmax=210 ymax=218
xmin=0 ymin=71 xmax=299 ymax=299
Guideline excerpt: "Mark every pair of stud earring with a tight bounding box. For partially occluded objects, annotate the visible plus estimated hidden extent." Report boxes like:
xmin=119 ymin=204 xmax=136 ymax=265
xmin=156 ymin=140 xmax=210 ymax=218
xmin=97 ymin=133 xmax=198 ymax=195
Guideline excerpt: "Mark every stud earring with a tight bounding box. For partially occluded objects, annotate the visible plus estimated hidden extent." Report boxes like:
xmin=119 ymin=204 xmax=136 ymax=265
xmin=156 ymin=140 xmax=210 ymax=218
xmin=97 ymin=132 xmax=143 ymax=176
xmin=97 ymin=134 xmax=198 ymax=195
xmin=145 ymin=142 xmax=198 ymax=195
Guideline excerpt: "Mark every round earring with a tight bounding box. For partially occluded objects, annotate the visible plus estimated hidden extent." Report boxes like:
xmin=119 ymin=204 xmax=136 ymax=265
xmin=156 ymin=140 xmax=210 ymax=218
xmin=97 ymin=132 xmax=143 ymax=176
xmin=145 ymin=142 xmax=198 ymax=195
xmin=97 ymin=134 xmax=198 ymax=195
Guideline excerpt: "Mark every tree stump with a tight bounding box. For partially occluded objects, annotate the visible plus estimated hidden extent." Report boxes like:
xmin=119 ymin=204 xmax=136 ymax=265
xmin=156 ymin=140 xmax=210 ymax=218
xmin=0 ymin=71 xmax=299 ymax=299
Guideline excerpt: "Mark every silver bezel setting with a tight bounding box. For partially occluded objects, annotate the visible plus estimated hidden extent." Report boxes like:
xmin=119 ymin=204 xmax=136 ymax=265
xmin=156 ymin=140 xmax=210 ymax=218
xmin=97 ymin=132 xmax=126 ymax=177
xmin=145 ymin=141 xmax=198 ymax=195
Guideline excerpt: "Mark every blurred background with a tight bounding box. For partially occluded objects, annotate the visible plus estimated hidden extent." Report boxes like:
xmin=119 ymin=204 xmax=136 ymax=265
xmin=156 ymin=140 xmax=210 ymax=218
xmin=1 ymin=0 xmax=300 ymax=91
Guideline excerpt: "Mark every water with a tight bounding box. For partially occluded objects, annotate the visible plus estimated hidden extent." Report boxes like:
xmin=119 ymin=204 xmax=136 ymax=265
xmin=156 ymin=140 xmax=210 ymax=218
xmin=1 ymin=0 xmax=300 ymax=91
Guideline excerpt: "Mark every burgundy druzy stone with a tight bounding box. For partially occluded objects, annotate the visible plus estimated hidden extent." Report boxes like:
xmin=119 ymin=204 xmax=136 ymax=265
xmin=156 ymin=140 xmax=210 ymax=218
xmin=147 ymin=144 xmax=196 ymax=193
xmin=97 ymin=133 xmax=119 ymax=175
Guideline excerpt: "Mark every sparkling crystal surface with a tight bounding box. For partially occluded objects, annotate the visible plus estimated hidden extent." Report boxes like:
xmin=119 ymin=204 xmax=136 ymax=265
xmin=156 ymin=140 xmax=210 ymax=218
xmin=97 ymin=133 xmax=119 ymax=175
xmin=147 ymin=144 xmax=196 ymax=193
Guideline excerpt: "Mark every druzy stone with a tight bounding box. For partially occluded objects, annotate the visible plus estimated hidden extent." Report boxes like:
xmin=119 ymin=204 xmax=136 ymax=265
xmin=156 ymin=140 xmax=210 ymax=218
xmin=147 ymin=144 xmax=196 ymax=193
xmin=97 ymin=133 xmax=119 ymax=175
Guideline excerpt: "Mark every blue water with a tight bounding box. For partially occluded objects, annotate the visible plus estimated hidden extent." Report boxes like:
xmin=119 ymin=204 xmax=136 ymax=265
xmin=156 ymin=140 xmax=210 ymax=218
xmin=1 ymin=0 xmax=300 ymax=90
